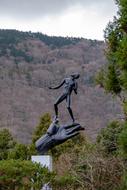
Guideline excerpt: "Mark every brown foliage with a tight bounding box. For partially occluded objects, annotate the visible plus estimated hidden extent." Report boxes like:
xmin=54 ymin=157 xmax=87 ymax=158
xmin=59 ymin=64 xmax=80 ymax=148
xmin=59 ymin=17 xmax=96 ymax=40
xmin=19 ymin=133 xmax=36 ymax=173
xmin=54 ymin=145 xmax=123 ymax=190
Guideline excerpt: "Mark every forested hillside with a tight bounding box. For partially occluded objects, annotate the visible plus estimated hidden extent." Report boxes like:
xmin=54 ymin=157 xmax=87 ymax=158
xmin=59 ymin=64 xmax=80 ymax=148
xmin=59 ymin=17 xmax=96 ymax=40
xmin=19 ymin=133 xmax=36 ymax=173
xmin=0 ymin=29 xmax=122 ymax=143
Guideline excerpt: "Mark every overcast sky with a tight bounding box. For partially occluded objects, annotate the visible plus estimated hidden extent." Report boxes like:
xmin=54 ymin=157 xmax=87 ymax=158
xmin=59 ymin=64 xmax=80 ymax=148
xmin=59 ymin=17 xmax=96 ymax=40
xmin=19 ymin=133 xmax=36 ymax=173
xmin=0 ymin=0 xmax=117 ymax=40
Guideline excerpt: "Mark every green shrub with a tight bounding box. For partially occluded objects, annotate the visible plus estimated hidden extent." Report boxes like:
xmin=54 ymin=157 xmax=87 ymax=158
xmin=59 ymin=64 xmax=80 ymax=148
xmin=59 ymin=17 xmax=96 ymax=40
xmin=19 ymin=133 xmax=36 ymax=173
xmin=97 ymin=121 xmax=122 ymax=155
xmin=0 ymin=159 xmax=54 ymax=190
xmin=8 ymin=143 xmax=28 ymax=160
xmin=0 ymin=129 xmax=16 ymax=160
xmin=52 ymin=174 xmax=77 ymax=190
xmin=118 ymin=171 xmax=127 ymax=190
xmin=118 ymin=122 xmax=127 ymax=158
xmin=32 ymin=113 xmax=51 ymax=144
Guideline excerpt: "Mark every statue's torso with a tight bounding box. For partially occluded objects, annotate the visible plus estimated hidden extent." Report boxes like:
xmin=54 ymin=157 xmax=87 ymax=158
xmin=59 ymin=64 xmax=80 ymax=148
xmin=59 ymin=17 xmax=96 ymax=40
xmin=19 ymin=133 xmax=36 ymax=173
xmin=64 ymin=78 xmax=75 ymax=94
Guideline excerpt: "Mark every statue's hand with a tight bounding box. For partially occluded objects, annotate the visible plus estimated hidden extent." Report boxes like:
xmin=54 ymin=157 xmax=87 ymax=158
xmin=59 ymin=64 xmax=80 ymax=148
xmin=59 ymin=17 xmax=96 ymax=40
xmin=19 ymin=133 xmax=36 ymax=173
xmin=35 ymin=122 xmax=84 ymax=154
xmin=53 ymin=123 xmax=84 ymax=144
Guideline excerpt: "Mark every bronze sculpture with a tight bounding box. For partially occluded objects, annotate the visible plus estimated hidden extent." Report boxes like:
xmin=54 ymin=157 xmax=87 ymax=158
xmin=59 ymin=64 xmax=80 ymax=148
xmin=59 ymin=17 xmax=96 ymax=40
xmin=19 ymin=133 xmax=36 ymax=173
xmin=49 ymin=73 xmax=80 ymax=123
xmin=35 ymin=73 xmax=84 ymax=154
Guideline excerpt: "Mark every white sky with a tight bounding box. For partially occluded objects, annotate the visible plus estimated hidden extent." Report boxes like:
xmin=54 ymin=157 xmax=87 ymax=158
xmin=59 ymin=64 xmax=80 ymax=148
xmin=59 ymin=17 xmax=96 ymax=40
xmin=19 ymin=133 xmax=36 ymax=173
xmin=0 ymin=0 xmax=117 ymax=40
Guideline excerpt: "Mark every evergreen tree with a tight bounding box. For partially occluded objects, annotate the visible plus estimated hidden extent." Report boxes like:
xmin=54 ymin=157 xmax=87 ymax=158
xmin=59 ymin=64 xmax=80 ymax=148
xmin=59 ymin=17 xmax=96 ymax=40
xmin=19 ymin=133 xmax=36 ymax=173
xmin=8 ymin=143 xmax=28 ymax=160
xmin=97 ymin=121 xmax=122 ymax=155
xmin=32 ymin=113 xmax=51 ymax=144
xmin=0 ymin=159 xmax=54 ymax=190
xmin=96 ymin=2 xmax=127 ymax=188
xmin=0 ymin=129 xmax=16 ymax=160
xmin=97 ymin=0 xmax=127 ymax=117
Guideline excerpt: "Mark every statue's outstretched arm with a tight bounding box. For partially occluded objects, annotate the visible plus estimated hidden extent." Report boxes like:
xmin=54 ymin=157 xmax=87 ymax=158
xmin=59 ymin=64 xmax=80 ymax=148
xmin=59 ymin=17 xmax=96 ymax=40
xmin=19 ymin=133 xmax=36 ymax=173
xmin=49 ymin=79 xmax=65 ymax=90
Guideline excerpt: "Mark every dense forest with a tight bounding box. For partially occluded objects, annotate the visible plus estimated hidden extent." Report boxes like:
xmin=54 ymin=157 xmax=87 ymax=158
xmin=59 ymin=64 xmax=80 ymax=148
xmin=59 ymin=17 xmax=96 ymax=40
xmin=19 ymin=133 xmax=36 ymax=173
xmin=0 ymin=29 xmax=82 ymax=48
xmin=1 ymin=0 xmax=127 ymax=189
xmin=0 ymin=29 xmax=83 ymax=63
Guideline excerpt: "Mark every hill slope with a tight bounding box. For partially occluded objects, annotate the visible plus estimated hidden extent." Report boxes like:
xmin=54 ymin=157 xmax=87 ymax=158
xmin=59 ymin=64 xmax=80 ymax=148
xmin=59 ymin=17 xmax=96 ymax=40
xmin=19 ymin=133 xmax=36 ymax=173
xmin=0 ymin=30 xmax=122 ymax=143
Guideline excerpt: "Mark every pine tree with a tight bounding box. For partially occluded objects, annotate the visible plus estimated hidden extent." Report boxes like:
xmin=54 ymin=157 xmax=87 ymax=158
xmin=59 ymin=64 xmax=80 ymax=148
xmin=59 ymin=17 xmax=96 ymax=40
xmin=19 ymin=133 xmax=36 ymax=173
xmin=32 ymin=113 xmax=51 ymax=144
xmin=97 ymin=0 xmax=127 ymax=118
xmin=97 ymin=2 xmax=127 ymax=187
xmin=0 ymin=129 xmax=16 ymax=160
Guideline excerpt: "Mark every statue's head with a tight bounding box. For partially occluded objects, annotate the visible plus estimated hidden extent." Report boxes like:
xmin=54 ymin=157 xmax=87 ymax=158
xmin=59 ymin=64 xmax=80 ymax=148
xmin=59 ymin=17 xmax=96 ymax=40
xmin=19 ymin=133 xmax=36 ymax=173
xmin=71 ymin=73 xmax=80 ymax=79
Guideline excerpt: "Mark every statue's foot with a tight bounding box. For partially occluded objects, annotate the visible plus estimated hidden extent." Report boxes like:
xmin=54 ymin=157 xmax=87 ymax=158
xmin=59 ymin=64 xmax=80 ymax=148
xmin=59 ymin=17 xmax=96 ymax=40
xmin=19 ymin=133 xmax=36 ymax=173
xmin=53 ymin=116 xmax=59 ymax=123
xmin=72 ymin=119 xmax=77 ymax=124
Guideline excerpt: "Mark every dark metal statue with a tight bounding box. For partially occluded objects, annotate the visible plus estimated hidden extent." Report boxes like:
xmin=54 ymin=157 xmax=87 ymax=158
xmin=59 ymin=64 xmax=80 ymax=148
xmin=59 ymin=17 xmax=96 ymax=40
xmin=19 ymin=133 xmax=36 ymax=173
xmin=49 ymin=73 xmax=80 ymax=123
xmin=35 ymin=73 xmax=84 ymax=155
xmin=35 ymin=119 xmax=84 ymax=154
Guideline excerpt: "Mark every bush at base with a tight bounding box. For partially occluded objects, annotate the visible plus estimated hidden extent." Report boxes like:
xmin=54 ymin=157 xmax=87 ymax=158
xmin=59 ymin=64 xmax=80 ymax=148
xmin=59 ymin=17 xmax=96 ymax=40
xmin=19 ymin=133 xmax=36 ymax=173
xmin=0 ymin=159 xmax=54 ymax=190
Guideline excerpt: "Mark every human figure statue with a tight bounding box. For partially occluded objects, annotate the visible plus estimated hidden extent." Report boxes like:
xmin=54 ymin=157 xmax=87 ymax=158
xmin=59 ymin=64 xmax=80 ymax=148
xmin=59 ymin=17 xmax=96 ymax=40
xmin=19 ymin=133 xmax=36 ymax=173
xmin=35 ymin=119 xmax=84 ymax=154
xmin=49 ymin=73 xmax=80 ymax=123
